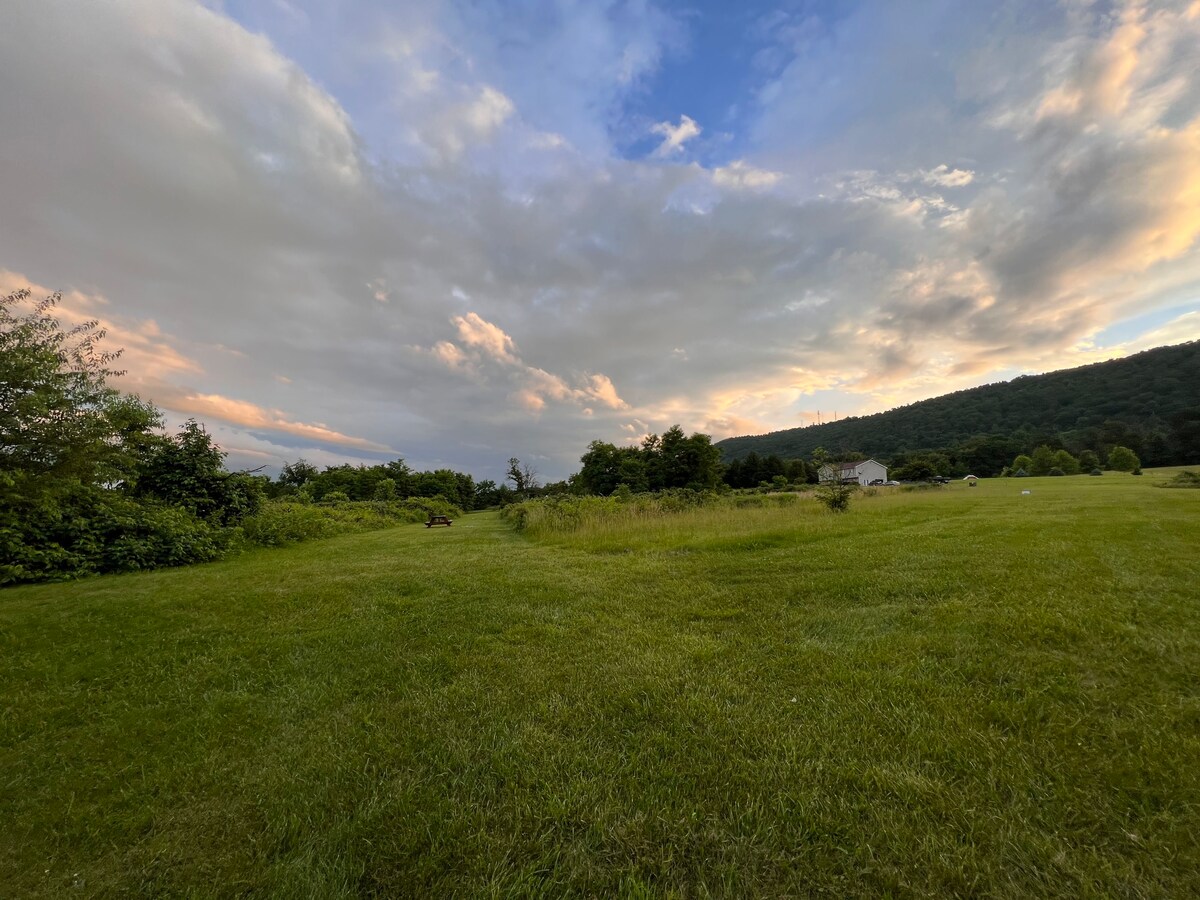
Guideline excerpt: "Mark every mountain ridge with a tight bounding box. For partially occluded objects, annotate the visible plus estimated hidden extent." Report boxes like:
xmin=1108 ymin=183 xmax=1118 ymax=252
xmin=716 ymin=341 xmax=1200 ymax=463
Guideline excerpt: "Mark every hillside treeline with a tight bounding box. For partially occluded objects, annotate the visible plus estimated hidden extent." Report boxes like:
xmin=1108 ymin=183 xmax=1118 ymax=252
xmin=717 ymin=342 xmax=1200 ymax=470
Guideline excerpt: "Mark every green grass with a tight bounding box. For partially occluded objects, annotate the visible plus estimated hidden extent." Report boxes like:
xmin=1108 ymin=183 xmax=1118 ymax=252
xmin=2 ymin=471 xmax=1198 ymax=897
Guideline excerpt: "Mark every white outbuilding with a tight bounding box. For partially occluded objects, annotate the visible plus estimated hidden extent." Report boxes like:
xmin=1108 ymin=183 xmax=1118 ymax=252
xmin=818 ymin=459 xmax=888 ymax=486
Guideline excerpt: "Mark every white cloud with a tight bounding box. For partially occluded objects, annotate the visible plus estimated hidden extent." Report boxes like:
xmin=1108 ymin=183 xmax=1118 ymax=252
xmin=651 ymin=114 xmax=701 ymax=157
xmin=583 ymin=374 xmax=628 ymax=410
xmin=712 ymin=160 xmax=783 ymax=190
xmin=920 ymin=165 xmax=975 ymax=187
xmin=427 ymin=84 xmax=515 ymax=159
xmin=452 ymin=312 xmax=519 ymax=363
xmin=1124 ymin=311 xmax=1200 ymax=353
xmin=427 ymin=313 xmax=627 ymax=415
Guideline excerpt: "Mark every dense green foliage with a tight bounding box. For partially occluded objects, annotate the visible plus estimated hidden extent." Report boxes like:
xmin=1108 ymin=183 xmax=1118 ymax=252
xmin=0 ymin=290 xmax=243 ymax=583
xmin=3 ymin=474 xmax=1198 ymax=895
xmin=274 ymin=458 xmax=489 ymax=509
xmin=723 ymin=452 xmax=816 ymax=488
xmin=576 ymin=425 xmax=723 ymax=495
xmin=718 ymin=341 xmax=1200 ymax=470
xmin=1107 ymin=445 xmax=1141 ymax=473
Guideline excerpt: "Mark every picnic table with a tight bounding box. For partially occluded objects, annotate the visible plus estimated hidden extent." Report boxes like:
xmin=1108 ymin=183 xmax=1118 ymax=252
xmin=425 ymin=515 xmax=453 ymax=527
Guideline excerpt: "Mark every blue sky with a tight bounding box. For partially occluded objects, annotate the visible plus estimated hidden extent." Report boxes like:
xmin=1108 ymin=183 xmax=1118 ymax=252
xmin=2 ymin=0 xmax=1199 ymax=479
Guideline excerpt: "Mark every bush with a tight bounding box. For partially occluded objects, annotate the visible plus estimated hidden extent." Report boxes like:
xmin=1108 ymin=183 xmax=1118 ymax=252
xmin=239 ymin=502 xmax=344 ymax=546
xmin=816 ymin=482 xmax=855 ymax=512
xmin=1161 ymin=470 xmax=1200 ymax=489
xmin=0 ymin=482 xmax=226 ymax=584
xmin=1107 ymin=446 xmax=1140 ymax=472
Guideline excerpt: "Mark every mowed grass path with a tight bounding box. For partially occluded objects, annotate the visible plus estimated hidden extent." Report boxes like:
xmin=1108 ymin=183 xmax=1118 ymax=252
xmin=2 ymin=474 xmax=1198 ymax=897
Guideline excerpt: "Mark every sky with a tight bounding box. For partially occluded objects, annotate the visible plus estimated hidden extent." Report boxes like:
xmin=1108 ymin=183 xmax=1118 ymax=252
xmin=2 ymin=0 xmax=1199 ymax=482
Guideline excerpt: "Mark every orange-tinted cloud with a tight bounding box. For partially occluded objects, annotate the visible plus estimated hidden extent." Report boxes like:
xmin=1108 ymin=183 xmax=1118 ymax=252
xmin=1 ymin=270 xmax=202 ymax=380
xmin=431 ymin=312 xmax=629 ymax=414
xmin=142 ymin=381 xmax=392 ymax=451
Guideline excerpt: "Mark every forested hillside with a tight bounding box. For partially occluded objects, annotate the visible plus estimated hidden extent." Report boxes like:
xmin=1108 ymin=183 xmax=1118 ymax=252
xmin=717 ymin=342 xmax=1200 ymax=465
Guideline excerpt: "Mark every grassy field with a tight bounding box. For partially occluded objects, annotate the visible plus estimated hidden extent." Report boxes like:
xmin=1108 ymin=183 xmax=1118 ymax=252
xmin=2 ymin=472 xmax=1198 ymax=897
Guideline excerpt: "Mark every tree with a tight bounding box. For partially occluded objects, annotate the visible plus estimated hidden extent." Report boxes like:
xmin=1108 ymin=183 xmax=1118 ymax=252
xmin=506 ymin=457 xmax=539 ymax=497
xmin=1078 ymin=449 xmax=1100 ymax=471
xmin=1168 ymin=407 xmax=1200 ymax=465
xmin=473 ymin=479 xmax=514 ymax=508
xmin=134 ymin=420 xmax=262 ymax=524
xmin=372 ymin=478 xmax=397 ymax=501
xmin=957 ymin=435 xmax=1021 ymax=477
xmin=1 ymin=288 xmax=159 ymax=485
xmin=1107 ymin=446 xmax=1140 ymax=472
xmin=812 ymin=448 xmax=855 ymax=512
xmin=279 ymin=459 xmax=318 ymax=491
xmin=657 ymin=426 xmax=723 ymax=490
xmin=0 ymin=289 xmax=225 ymax=583
xmin=578 ymin=441 xmax=632 ymax=495
xmin=1012 ymin=454 xmax=1033 ymax=475
xmin=891 ymin=453 xmax=947 ymax=482
xmin=1051 ymin=449 xmax=1080 ymax=476
xmin=1030 ymin=445 xmax=1057 ymax=476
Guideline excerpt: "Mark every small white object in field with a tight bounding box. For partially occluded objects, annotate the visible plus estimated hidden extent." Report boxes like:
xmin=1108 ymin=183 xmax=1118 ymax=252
xmin=1021 ymin=490 xmax=1031 ymax=495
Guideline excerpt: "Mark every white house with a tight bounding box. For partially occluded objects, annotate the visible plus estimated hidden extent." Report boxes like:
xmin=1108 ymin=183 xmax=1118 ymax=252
xmin=818 ymin=459 xmax=888 ymax=486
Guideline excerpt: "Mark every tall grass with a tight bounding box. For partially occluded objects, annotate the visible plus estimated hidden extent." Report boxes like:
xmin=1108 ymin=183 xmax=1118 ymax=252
xmin=239 ymin=496 xmax=462 ymax=547
xmin=502 ymin=490 xmax=801 ymax=538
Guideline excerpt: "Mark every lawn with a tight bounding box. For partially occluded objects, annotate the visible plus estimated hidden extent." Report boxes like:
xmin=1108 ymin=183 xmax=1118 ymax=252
xmin=2 ymin=472 xmax=1198 ymax=897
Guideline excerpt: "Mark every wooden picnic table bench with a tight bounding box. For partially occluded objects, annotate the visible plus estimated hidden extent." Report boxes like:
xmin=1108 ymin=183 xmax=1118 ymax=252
xmin=425 ymin=515 xmax=453 ymax=527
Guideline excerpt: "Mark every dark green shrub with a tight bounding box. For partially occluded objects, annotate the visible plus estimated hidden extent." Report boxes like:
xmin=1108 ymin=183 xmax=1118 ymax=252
xmin=0 ymin=481 xmax=225 ymax=584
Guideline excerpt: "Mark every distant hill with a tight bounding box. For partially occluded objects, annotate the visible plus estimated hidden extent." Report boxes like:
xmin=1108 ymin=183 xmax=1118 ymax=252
xmin=717 ymin=341 xmax=1200 ymax=462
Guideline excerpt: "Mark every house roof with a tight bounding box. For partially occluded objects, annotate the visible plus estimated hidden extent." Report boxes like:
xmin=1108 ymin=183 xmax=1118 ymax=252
xmin=837 ymin=459 xmax=884 ymax=471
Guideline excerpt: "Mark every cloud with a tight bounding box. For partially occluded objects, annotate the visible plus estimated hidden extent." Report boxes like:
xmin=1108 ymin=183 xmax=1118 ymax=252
xmin=1121 ymin=311 xmax=1200 ymax=354
xmin=428 ymin=312 xmax=627 ymax=414
xmin=920 ymin=165 xmax=974 ymax=187
xmin=2 ymin=0 xmax=1200 ymax=482
xmin=583 ymin=374 xmax=628 ymax=410
xmin=1035 ymin=7 xmax=1145 ymax=123
xmin=431 ymin=340 xmax=468 ymax=369
xmin=651 ymin=114 xmax=701 ymax=156
xmin=145 ymin=382 xmax=392 ymax=452
xmin=712 ymin=160 xmax=782 ymax=190
xmin=1 ymin=269 xmax=202 ymax=381
xmin=451 ymin=311 xmax=520 ymax=363
xmin=427 ymin=84 xmax=515 ymax=160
